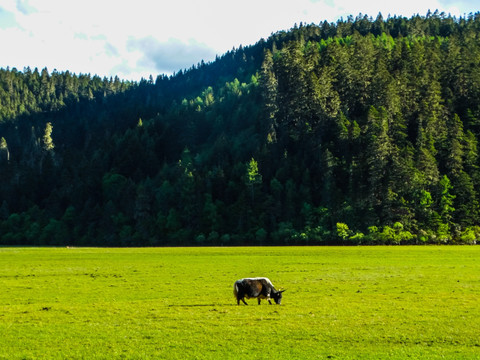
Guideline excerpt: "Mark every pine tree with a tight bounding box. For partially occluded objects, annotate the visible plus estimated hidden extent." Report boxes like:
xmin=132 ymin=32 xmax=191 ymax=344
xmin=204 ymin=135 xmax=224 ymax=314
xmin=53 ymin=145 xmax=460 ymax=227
xmin=246 ymin=158 xmax=262 ymax=203
xmin=260 ymin=50 xmax=279 ymax=143
xmin=437 ymin=175 xmax=456 ymax=232
xmin=416 ymin=125 xmax=440 ymax=187
xmin=445 ymin=114 xmax=464 ymax=177
xmin=43 ymin=122 xmax=55 ymax=151
xmin=365 ymin=106 xmax=392 ymax=218
xmin=0 ymin=137 xmax=9 ymax=163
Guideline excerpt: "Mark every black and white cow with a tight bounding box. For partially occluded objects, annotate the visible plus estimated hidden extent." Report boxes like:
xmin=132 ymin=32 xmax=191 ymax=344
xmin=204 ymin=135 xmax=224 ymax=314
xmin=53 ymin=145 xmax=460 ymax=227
xmin=233 ymin=277 xmax=285 ymax=305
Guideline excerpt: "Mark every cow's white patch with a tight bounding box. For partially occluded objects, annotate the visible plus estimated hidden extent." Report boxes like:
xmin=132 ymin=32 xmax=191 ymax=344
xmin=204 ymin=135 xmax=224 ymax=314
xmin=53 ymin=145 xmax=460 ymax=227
xmin=244 ymin=277 xmax=274 ymax=287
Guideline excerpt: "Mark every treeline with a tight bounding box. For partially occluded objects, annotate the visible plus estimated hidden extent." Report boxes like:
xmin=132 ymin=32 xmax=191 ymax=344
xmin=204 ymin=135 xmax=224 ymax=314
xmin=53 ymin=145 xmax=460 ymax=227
xmin=1 ymin=12 xmax=480 ymax=246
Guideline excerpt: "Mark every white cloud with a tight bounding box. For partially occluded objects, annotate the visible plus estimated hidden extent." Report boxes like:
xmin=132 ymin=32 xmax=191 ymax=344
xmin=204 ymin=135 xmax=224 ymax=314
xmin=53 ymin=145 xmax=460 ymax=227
xmin=0 ymin=6 xmax=18 ymax=29
xmin=16 ymin=0 xmax=37 ymax=15
xmin=127 ymin=37 xmax=217 ymax=74
xmin=0 ymin=0 xmax=477 ymax=80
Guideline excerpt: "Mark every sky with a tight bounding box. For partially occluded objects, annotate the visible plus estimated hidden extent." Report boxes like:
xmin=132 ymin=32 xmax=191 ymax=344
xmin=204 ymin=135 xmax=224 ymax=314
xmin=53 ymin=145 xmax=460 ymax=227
xmin=0 ymin=0 xmax=477 ymax=81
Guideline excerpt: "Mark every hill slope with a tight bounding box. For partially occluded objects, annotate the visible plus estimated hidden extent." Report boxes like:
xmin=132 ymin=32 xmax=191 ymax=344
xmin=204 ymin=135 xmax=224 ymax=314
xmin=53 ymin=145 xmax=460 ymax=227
xmin=1 ymin=12 xmax=480 ymax=246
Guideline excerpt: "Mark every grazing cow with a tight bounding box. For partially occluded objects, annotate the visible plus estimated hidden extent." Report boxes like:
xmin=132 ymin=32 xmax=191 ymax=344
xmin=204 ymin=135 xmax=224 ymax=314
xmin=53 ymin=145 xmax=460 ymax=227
xmin=233 ymin=277 xmax=285 ymax=305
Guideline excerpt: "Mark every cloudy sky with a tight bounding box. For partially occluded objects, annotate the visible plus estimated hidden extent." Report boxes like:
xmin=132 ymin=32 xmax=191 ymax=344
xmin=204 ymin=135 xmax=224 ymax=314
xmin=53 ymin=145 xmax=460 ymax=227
xmin=0 ymin=0 xmax=477 ymax=80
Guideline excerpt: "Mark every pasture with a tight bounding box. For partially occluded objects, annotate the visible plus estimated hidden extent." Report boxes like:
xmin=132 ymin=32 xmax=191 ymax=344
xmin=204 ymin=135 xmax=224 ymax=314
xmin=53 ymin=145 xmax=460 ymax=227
xmin=0 ymin=246 xmax=479 ymax=359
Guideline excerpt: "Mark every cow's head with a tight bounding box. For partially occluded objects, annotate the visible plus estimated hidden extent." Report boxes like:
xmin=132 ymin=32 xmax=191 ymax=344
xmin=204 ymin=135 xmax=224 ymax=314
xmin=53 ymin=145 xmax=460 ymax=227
xmin=272 ymin=290 xmax=286 ymax=304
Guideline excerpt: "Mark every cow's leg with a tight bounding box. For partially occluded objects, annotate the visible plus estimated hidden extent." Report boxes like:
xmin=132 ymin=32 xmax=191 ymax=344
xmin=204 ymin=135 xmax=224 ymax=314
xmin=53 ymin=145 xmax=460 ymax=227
xmin=268 ymin=298 xmax=272 ymax=305
xmin=241 ymin=298 xmax=248 ymax=305
xmin=258 ymin=298 xmax=261 ymax=305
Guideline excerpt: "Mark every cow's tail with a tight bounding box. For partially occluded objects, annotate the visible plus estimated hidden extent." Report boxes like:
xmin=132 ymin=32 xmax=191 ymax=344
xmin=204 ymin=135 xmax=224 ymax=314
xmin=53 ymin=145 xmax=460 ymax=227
xmin=233 ymin=281 xmax=239 ymax=299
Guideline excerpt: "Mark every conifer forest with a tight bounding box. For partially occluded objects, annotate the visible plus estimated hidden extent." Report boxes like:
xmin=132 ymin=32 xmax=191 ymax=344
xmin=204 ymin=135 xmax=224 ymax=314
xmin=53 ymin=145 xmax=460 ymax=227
xmin=2 ymin=12 xmax=480 ymax=246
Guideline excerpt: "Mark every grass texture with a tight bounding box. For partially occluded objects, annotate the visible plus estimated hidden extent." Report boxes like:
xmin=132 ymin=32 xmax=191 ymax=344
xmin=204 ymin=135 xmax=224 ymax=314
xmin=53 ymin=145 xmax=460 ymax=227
xmin=1 ymin=246 xmax=479 ymax=359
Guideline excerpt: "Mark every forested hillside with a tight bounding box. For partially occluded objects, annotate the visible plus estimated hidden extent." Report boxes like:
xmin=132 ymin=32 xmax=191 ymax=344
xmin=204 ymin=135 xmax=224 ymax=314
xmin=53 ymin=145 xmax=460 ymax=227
xmin=1 ymin=12 xmax=480 ymax=246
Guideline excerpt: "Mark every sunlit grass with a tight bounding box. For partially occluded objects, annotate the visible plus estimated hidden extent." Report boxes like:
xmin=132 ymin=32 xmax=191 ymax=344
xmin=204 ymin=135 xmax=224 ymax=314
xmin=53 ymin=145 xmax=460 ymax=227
xmin=1 ymin=246 xmax=479 ymax=359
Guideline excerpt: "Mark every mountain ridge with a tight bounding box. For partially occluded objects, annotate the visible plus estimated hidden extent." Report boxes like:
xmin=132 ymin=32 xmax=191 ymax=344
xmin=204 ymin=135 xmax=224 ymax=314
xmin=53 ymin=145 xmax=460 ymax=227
xmin=1 ymin=12 xmax=480 ymax=246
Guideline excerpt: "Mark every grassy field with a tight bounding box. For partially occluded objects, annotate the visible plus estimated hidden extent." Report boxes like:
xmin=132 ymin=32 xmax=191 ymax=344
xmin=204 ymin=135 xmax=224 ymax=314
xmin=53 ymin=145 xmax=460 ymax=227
xmin=1 ymin=246 xmax=479 ymax=359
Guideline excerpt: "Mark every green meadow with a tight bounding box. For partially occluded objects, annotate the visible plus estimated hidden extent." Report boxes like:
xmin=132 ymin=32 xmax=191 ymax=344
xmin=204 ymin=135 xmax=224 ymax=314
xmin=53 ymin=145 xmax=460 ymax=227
xmin=1 ymin=246 xmax=479 ymax=359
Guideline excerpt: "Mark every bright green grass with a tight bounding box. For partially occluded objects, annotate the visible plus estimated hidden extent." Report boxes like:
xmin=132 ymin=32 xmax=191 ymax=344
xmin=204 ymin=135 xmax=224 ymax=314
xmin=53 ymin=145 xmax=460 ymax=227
xmin=1 ymin=246 xmax=479 ymax=359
